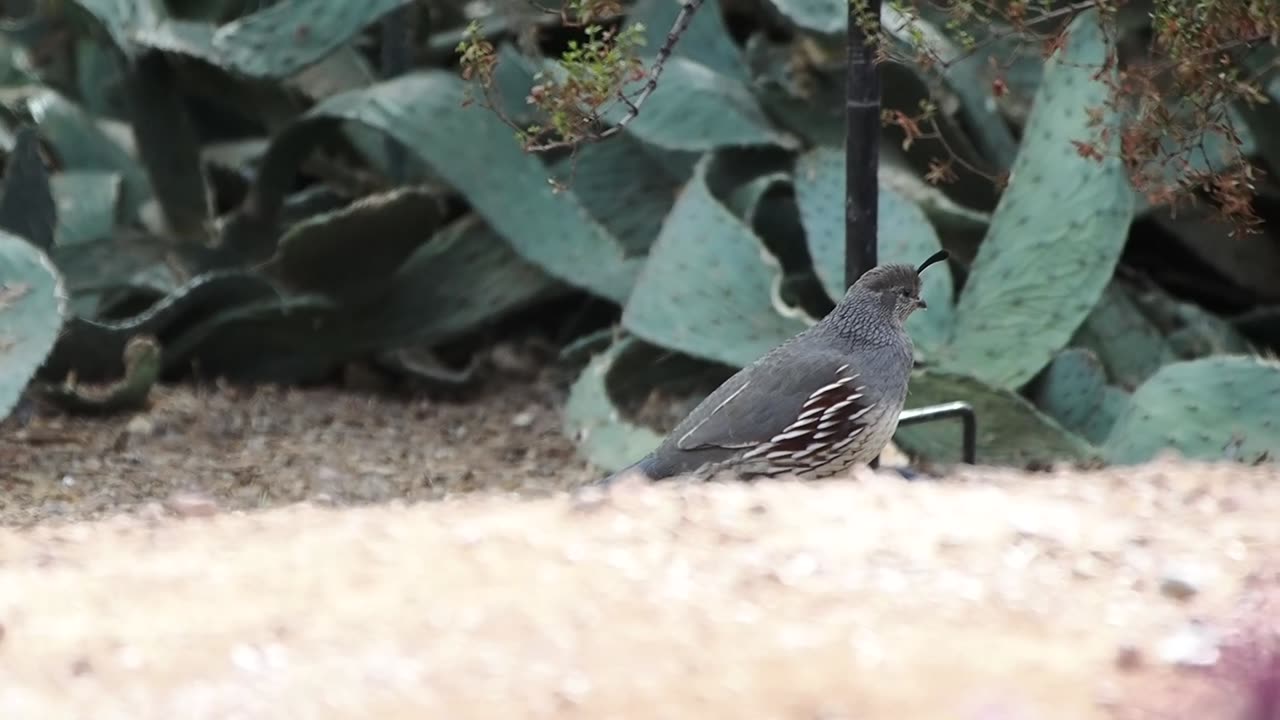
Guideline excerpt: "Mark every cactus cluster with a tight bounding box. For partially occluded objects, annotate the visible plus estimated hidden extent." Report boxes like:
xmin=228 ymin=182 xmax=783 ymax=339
xmin=0 ymin=0 xmax=1272 ymax=469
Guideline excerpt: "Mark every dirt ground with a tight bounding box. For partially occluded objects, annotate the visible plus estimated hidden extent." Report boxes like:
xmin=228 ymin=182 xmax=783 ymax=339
xmin=1 ymin=371 xmax=1279 ymax=720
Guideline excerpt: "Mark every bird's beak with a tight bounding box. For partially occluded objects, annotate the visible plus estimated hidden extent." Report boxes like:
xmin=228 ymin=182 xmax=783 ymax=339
xmin=916 ymin=297 xmax=928 ymax=309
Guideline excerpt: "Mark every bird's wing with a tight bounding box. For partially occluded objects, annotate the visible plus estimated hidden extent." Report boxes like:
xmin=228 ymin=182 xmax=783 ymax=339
xmin=673 ymin=350 xmax=880 ymax=465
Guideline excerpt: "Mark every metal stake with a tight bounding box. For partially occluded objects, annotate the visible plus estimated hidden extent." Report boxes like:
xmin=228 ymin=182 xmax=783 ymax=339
xmin=846 ymin=0 xmax=977 ymax=468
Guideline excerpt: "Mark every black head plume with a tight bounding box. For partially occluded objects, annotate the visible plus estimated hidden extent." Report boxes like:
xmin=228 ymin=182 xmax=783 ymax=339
xmin=915 ymin=250 xmax=949 ymax=276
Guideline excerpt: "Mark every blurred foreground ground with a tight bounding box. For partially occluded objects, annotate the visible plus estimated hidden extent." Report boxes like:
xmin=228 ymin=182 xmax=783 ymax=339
xmin=1 ymin=379 xmax=1278 ymax=719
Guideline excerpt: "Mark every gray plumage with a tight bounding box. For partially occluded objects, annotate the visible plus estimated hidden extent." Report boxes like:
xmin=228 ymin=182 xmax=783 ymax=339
xmin=602 ymin=251 xmax=949 ymax=484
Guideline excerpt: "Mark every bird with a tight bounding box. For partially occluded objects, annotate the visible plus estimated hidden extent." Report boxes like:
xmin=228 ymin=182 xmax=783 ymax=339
xmin=599 ymin=249 xmax=950 ymax=485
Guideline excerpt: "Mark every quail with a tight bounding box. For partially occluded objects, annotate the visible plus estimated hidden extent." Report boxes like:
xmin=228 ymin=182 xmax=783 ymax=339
xmin=601 ymin=250 xmax=950 ymax=484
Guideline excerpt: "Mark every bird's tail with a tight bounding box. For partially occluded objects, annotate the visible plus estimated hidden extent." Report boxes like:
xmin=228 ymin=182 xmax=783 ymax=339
xmin=595 ymin=459 xmax=651 ymax=486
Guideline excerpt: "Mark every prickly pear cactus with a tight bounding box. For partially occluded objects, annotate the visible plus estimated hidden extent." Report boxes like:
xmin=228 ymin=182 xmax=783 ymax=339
xmin=0 ymin=126 xmax=57 ymax=252
xmin=938 ymin=9 xmax=1134 ymax=390
xmin=624 ymin=0 xmax=747 ymax=81
xmin=0 ymin=230 xmax=66 ymax=420
xmin=592 ymin=55 xmax=799 ymax=152
xmin=893 ymin=367 xmax=1097 ymax=467
xmin=1030 ymin=347 xmax=1128 ymax=445
xmin=267 ymin=186 xmax=446 ymax=302
xmin=37 ymin=335 xmax=161 ymax=414
xmin=564 ymin=337 xmax=666 ymax=474
xmin=620 ymin=155 xmax=809 ymax=369
xmin=1103 ymin=355 xmax=1280 ymax=465
xmin=294 ymin=71 xmax=640 ymax=303
xmin=212 ymin=0 xmax=413 ymax=80
xmin=1072 ymin=282 xmax=1178 ymax=390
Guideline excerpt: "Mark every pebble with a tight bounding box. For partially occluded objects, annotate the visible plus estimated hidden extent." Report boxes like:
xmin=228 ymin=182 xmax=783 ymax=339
xmin=1114 ymin=642 xmax=1144 ymax=671
xmin=1157 ymin=620 xmax=1220 ymax=668
xmin=125 ymin=416 xmax=155 ymax=436
xmin=163 ymin=492 xmax=219 ymax=518
xmin=1159 ymin=563 xmax=1204 ymax=601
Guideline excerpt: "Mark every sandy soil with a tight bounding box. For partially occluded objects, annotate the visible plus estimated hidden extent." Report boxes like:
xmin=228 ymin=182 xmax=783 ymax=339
xmin=1 ymin=374 xmax=1278 ymax=720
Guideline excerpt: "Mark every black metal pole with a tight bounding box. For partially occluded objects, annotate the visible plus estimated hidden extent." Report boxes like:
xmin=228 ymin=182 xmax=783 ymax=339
xmin=844 ymin=0 xmax=977 ymax=468
xmin=845 ymin=0 xmax=881 ymax=289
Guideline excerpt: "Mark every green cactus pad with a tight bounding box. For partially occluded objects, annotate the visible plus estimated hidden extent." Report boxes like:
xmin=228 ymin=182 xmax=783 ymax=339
xmin=938 ymin=10 xmax=1134 ymax=390
xmin=1085 ymin=386 xmax=1130 ymax=448
xmin=621 ymin=155 xmax=809 ymax=369
xmin=794 ymin=145 xmax=955 ymax=358
xmin=123 ymin=52 xmax=215 ymax=243
xmin=41 ymin=270 xmax=281 ymax=382
xmin=724 ymin=171 xmax=789 ymax=226
xmin=1129 ymin=286 xmax=1255 ymax=359
xmin=1030 ymin=347 xmax=1128 ymax=445
xmin=0 ymin=126 xmax=57 ymax=252
xmin=0 ymin=229 xmax=66 ymax=420
xmin=48 ymin=230 xmax=180 ymax=320
xmin=160 ymin=293 xmax=346 ymax=382
xmin=879 ymin=153 xmax=991 ymax=235
xmin=623 ymin=0 xmax=747 ymax=82
xmin=36 ymin=334 xmax=160 ymax=415
xmin=590 ymin=55 xmax=799 ymax=152
xmin=742 ymin=34 xmax=846 ymax=148
xmin=565 ymin=336 xmax=736 ymax=473
xmin=24 ymin=89 xmax=152 ymax=222
xmin=211 ymin=0 xmax=412 ymax=80
xmin=762 ymin=0 xmax=845 ymax=34
xmin=352 ymin=213 xmax=565 ymax=350
xmin=244 ymin=71 xmax=639 ymax=303
xmin=564 ymin=337 xmax=666 ymax=473
xmin=893 ymin=368 xmax=1097 ymax=467
xmin=551 ymin=135 xmax=687 ymax=257
xmin=1071 ymin=282 xmax=1178 ymax=390
xmin=266 ymin=186 xmax=446 ymax=302
xmin=51 ymin=171 xmax=122 ymax=247
xmin=63 ymin=0 xmax=162 ymax=60
xmin=1103 ymin=355 xmax=1280 ymax=465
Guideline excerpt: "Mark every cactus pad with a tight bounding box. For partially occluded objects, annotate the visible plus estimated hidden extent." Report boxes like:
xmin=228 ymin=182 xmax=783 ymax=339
xmin=552 ymin=135 xmax=686 ymax=257
xmin=0 ymin=230 xmax=66 ymax=420
xmin=0 ymin=125 xmax=57 ymax=252
xmin=624 ymin=0 xmax=747 ymax=82
xmin=592 ymin=55 xmax=799 ymax=152
xmin=893 ymin=368 xmax=1097 ymax=466
xmin=24 ymin=89 xmax=153 ymax=222
xmin=290 ymin=71 xmax=640 ymax=303
xmin=1072 ymin=282 xmax=1177 ymax=390
xmin=267 ymin=186 xmax=446 ymax=302
xmin=564 ymin=337 xmax=666 ymax=473
xmin=621 ymin=155 xmax=809 ymax=369
xmin=212 ymin=0 xmax=412 ymax=80
xmin=1030 ymin=347 xmax=1128 ymax=445
xmin=761 ymin=0 xmax=845 ymax=34
xmin=1104 ymin=355 xmax=1280 ymax=465
xmin=51 ymin=171 xmax=122 ymax=247
xmin=352 ymin=213 xmax=565 ymax=350
xmin=938 ymin=9 xmax=1134 ymax=389
xmin=37 ymin=334 xmax=160 ymax=414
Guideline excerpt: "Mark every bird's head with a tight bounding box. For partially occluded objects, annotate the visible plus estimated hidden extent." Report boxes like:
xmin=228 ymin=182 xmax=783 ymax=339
xmin=843 ymin=249 xmax=949 ymax=326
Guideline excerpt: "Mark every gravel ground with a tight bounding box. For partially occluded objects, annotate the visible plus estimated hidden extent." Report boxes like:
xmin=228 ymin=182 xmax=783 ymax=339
xmin=1 ymin=378 xmax=1278 ymax=719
